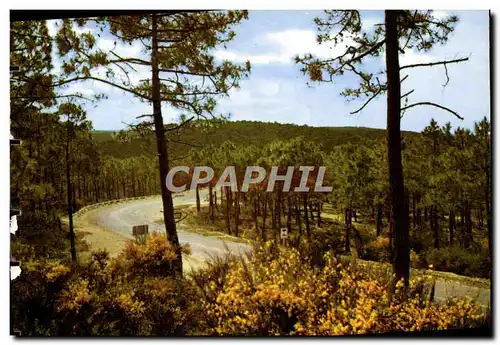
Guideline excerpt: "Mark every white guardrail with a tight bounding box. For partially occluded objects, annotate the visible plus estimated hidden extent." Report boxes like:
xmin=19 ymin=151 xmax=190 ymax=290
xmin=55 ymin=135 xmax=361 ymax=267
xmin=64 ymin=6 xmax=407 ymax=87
xmin=73 ymin=195 xmax=160 ymax=218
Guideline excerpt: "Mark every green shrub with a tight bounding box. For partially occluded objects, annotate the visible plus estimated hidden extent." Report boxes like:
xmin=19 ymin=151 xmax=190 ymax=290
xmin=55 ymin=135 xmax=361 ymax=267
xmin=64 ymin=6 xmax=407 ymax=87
xmin=421 ymin=246 xmax=489 ymax=278
xmin=298 ymin=224 xmax=344 ymax=267
xmin=11 ymin=259 xmax=73 ymax=336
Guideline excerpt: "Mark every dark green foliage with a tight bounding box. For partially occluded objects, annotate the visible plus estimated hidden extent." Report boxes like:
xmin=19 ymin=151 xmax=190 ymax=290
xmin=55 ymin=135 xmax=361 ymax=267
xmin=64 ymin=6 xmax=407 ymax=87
xmin=421 ymin=246 xmax=490 ymax=278
xmin=93 ymin=121 xmax=404 ymax=159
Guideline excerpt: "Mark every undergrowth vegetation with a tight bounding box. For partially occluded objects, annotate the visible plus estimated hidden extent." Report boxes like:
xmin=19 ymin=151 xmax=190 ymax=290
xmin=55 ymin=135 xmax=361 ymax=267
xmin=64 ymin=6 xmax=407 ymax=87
xmin=11 ymin=234 xmax=488 ymax=336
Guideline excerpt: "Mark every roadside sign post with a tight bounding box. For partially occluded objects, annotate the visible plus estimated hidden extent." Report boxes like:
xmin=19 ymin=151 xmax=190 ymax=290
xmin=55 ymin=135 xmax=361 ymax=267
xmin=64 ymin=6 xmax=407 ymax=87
xmin=280 ymin=227 xmax=288 ymax=247
xmin=132 ymin=224 xmax=149 ymax=236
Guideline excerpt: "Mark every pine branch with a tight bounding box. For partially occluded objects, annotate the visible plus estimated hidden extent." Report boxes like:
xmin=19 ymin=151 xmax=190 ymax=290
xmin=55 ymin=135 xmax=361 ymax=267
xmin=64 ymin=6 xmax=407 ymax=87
xmin=109 ymin=51 xmax=150 ymax=67
xmin=400 ymin=89 xmax=414 ymax=99
xmin=136 ymin=114 xmax=154 ymax=119
xmin=158 ymin=68 xmax=213 ymax=77
xmin=350 ymin=89 xmax=383 ymax=115
xmin=160 ymin=96 xmax=203 ymax=115
xmin=401 ymin=102 xmax=464 ymax=120
xmin=399 ymin=57 xmax=469 ymax=70
xmin=346 ymin=39 xmax=386 ymax=65
xmin=53 ymin=76 xmax=152 ymax=101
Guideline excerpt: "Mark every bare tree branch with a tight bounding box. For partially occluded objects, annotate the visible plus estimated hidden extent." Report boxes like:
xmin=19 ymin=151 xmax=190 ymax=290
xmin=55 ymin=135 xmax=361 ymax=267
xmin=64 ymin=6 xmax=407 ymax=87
xmin=164 ymin=116 xmax=195 ymax=132
xmin=136 ymin=113 xmax=154 ymax=119
xmin=399 ymin=57 xmax=469 ymax=70
xmin=109 ymin=51 xmax=150 ymax=66
xmin=158 ymin=68 xmax=213 ymax=77
xmin=400 ymin=89 xmax=414 ymax=99
xmin=53 ymin=76 xmax=152 ymax=101
xmin=401 ymin=102 xmax=464 ymax=120
xmin=442 ymin=63 xmax=450 ymax=87
xmin=350 ymin=89 xmax=382 ymax=114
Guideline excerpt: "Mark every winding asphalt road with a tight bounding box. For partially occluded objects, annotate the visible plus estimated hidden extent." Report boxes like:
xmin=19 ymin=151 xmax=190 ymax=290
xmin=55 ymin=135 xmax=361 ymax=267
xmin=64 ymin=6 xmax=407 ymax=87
xmin=87 ymin=190 xmax=490 ymax=309
xmin=92 ymin=189 xmax=251 ymax=267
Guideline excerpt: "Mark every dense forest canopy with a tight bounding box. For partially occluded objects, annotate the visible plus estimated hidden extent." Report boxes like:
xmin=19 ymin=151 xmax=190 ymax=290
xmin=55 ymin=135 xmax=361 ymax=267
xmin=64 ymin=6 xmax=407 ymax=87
xmin=94 ymin=121 xmax=413 ymax=158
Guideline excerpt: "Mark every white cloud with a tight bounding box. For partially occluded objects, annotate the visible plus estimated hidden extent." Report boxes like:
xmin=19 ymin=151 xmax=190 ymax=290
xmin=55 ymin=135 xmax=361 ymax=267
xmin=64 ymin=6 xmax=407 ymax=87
xmin=216 ymin=26 xmax=439 ymax=68
xmin=215 ymin=29 xmax=356 ymax=65
xmin=432 ymin=10 xmax=452 ymax=20
xmin=214 ymin=50 xmax=289 ymax=64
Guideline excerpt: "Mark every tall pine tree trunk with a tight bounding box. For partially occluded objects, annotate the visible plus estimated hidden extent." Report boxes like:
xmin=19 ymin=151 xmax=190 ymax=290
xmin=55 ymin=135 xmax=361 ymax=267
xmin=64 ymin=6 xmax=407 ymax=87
xmin=262 ymin=193 xmax=267 ymax=242
xmin=449 ymin=209 xmax=455 ymax=246
xmin=209 ymin=184 xmax=215 ymax=222
xmin=412 ymin=193 xmax=417 ymax=231
xmin=276 ymin=189 xmax=282 ymax=231
xmin=234 ymin=191 xmax=240 ymax=237
xmin=65 ymin=128 xmax=76 ymax=263
xmin=253 ymin=191 xmax=259 ymax=232
xmin=270 ymin=195 xmax=276 ymax=230
xmin=465 ymin=203 xmax=473 ymax=248
xmin=303 ymin=194 xmax=310 ymax=241
xmin=287 ymin=194 xmax=292 ymax=233
xmin=214 ymin=190 xmax=218 ymax=211
xmin=225 ymin=187 xmax=231 ymax=234
xmin=295 ymin=200 xmax=302 ymax=244
xmin=344 ymin=207 xmax=351 ymax=254
xmin=196 ymin=185 xmax=201 ymax=212
xmin=485 ymin=149 xmax=492 ymax=265
xmin=317 ymin=201 xmax=321 ymax=227
xmin=151 ymin=13 xmax=182 ymax=277
xmin=385 ymin=10 xmax=409 ymax=287
xmin=433 ymin=205 xmax=440 ymax=249
xmin=376 ymin=204 xmax=383 ymax=237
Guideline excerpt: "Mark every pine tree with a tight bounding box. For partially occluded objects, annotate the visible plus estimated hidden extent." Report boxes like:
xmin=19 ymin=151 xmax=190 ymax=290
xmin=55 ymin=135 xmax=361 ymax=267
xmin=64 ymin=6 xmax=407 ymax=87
xmin=296 ymin=10 xmax=467 ymax=287
xmin=50 ymin=12 xmax=251 ymax=277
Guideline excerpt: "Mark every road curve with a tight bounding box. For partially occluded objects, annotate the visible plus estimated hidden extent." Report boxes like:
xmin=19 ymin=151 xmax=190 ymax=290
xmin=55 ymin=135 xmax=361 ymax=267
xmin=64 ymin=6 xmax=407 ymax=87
xmin=90 ymin=189 xmax=251 ymax=269
xmin=86 ymin=191 xmax=490 ymax=308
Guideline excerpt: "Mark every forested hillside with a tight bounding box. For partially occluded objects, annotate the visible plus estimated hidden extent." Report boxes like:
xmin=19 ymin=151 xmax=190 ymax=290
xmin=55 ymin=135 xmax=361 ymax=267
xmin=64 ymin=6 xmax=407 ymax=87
xmin=93 ymin=121 xmax=404 ymax=159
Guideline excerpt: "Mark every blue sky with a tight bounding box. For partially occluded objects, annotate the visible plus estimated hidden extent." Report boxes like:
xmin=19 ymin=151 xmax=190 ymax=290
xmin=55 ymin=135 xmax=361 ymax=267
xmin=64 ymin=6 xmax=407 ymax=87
xmin=48 ymin=10 xmax=490 ymax=132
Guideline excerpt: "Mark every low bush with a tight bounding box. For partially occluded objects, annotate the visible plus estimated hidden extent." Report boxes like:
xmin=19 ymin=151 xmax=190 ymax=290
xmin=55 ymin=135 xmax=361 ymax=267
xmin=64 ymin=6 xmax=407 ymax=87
xmin=363 ymin=236 xmax=391 ymax=262
xmin=12 ymin=235 xmax=488 ymax=336
xmin=12 ymin=233 xmax=193 ymax=336
xmin=191 ymin=244 xmax=487 ymax=336
xmin=297 ymin=224 xmax=345 ymax=267
xmin=421 ymin=245 xmax=490 ymax=278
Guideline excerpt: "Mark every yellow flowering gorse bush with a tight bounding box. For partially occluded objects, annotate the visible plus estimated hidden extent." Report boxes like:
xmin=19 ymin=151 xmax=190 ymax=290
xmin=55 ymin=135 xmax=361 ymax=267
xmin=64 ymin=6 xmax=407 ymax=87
xmin=194 ymin=243 xmax=486 ymax=336
xmin=13 ymin=235 xmax=488 ymax=336
xmin=54 ymin=233 xmax=191 ymax=336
